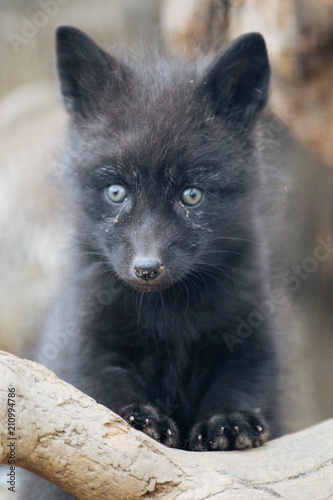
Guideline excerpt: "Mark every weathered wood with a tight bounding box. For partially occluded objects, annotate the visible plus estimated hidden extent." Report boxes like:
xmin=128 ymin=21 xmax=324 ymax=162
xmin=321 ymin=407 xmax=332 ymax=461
xmin=1 ymin=349 xmax=332 ymax=499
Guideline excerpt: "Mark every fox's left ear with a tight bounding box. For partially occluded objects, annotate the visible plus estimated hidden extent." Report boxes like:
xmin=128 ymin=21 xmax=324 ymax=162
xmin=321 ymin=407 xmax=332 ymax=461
xmin=198 ymin=33 xmax=270 ymax=127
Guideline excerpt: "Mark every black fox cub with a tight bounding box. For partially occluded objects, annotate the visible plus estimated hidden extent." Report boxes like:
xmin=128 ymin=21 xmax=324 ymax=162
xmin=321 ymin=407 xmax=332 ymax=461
xmin=22 ymin=27 xmax=280 ymax=498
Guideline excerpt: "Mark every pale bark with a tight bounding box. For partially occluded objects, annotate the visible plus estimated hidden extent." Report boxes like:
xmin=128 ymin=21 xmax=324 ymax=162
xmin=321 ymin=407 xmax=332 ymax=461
xmin=0 ymin=350 xmax=333 ymax=499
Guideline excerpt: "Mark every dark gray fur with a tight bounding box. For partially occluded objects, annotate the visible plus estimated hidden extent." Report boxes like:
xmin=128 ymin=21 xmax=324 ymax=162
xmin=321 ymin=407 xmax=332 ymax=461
xmin=21 ymin=27 xmax=281 ymax=498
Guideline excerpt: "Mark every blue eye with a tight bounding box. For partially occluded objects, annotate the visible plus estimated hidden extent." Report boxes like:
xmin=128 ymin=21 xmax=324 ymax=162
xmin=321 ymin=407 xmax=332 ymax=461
xmin=106 ymin=184 xmax=127 ymax=203
xmin=181 ymin=187 xmax=203 ymax=206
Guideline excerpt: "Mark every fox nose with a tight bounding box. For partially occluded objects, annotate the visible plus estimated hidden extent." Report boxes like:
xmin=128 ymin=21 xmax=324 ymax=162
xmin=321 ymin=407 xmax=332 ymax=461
xmin=133 ymin=259 xmax=163 ymax=281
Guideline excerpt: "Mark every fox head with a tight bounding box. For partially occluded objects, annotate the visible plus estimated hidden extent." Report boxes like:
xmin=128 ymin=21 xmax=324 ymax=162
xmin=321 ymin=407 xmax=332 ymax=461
xmin=56 ymin=27 xmax=270 ymax=293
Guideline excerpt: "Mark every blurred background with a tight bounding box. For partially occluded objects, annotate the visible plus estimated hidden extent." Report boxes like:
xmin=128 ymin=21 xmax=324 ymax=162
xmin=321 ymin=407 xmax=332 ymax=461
xmin=1 ymin=0 xmax=333 ymax=465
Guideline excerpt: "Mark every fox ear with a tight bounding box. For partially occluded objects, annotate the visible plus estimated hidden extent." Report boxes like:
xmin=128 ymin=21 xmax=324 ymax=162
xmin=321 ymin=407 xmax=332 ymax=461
xmin=199 ymin=33 xmax=270 ymax=127
xmin=56 ymin=26 xmax=127 ymax=116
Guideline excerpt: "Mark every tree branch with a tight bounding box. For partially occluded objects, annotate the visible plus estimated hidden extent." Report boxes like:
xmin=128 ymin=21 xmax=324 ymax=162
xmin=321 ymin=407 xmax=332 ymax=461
xmin=1 ymin=350 xmax=332 ymax=499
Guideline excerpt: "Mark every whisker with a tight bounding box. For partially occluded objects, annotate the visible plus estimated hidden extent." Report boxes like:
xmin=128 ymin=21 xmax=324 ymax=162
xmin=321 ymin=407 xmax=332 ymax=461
xmin=208 ymin=235 xmax=255 ymax=244
xmin=176 ymin=277 xmax=190 ymax=313
xmin=137 ymin=291 xmax=145 ymax=328
xmin=181 ymin=274 xmax=205 ymax=304
xmin=198 ymin=249 xmax=244 ymax=256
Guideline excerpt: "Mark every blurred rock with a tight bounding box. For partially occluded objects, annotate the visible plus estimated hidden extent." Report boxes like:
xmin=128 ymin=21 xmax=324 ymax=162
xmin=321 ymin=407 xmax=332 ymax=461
xmin=0 ymin=88 xmax=67 ymax=355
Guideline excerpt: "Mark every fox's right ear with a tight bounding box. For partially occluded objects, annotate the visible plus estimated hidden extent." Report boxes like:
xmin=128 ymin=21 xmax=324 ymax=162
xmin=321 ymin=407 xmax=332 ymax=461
xmin=197 ymin=33 xmax=270 ymax=127
xmin=56 ymin=26 xmax=129 ymax=117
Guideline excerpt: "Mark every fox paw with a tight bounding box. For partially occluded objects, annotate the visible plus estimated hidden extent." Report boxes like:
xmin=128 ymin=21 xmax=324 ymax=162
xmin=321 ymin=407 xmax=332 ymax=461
xmin=119 ymin=403 xmax=179 ymax=448
xmin=188 ymin=411 xmax=269 ymax=451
